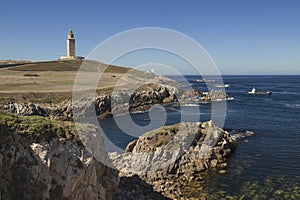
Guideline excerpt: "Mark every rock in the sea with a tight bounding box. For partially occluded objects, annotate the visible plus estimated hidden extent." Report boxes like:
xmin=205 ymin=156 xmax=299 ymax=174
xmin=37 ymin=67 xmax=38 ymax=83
xmin=218 ymin=170 xmax=227 ymax=174
xmin=198 ymin=90 xmax=232 ymax=103
xmin=245 ymin=131 xmax=254 ymax=137
xmin=109 ymin=121 xmax=237 ymax=199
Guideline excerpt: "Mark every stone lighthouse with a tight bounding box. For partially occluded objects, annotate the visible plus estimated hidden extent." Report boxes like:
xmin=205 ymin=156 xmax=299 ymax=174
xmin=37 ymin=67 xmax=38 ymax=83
xmin=60 ymin=29 xmax=84 ymax=60
xmin=67 ymin=29 xmax=75 ymax=57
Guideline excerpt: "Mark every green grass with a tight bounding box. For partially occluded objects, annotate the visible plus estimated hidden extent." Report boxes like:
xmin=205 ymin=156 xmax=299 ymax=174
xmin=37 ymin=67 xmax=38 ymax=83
xmin=0 ymin=113 xmax=76 ymax=141
xmin=57 ymin=80 xmax=74 ymax=85
xmin=0 ymin=86 xmax=7 ymax=91
xmin=156 ymin=138 xmax=169 ymax=147
xmin=0 ymin=91 xmax=73 ymax=104
xmin=8 ymin=60 xmax=83 ymax=71
xmin=0 ymin=59 xmax=162 ymax=104
xmin=142 ymin=123 xmax=180 ymax=137
xmin=7 ymin=60 xmax=131 ymax=73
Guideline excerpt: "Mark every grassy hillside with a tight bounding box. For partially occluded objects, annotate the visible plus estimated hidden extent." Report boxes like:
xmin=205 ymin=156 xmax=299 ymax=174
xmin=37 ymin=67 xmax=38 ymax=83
xmin=0 ymin=59 xmax=157 ymax=103
xmin=7 ymin=60 xmax=130 ymax=73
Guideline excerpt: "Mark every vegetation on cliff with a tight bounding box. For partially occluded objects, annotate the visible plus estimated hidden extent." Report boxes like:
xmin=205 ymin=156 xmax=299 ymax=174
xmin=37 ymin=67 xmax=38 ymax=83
xmin=0 ymin=113 xmax=119 ymax=200
xmin=0 ymin=113 xmax=77 ymax=142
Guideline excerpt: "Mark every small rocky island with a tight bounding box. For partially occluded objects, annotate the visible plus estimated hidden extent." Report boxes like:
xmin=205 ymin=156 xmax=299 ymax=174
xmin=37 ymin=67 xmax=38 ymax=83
xmin=180 ymin=89 xmax=233 ymax=105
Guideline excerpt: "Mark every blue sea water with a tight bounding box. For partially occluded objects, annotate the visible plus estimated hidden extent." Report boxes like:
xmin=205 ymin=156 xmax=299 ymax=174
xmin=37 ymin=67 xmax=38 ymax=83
xmin=198 ymin=75 xmax=300 ymax=196
xmin=100 ymin=75 xmax=300 ymax=197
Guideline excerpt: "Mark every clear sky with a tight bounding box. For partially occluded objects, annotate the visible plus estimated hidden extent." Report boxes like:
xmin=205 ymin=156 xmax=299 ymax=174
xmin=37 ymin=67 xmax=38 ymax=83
xmin=1 ymin=0 xmax=299 ymax=75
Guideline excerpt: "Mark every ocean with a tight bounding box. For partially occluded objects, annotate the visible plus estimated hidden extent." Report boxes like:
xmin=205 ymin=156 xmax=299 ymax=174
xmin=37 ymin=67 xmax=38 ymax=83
xmin=100 ymin=75 xmax=300 ymax=198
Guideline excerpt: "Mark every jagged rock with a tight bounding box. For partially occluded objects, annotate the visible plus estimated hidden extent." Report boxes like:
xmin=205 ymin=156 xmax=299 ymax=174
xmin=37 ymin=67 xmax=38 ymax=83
xmin=109 ymin=121 xmax=237 ymax=199
xmin=199 ymin=90 xmax=230 ymax=103
xmin=114 ymin=175 xmax=171 ymax=200
xmin=125 ymin=140 xmax=137 ymax=152
xmin=0 ymin=125 xmax=119 ymax=200
xmin=3 ymin=103 xmax=46 ymax=116
xmin=2 ymin=84 xmax=176 ymax=120
xmin=210 ymin=159 xmax=218 ymax=168
xmin=245 ymin=131 xmax=254 ymax=137
xmin=218 ymin=170 xmax=227 ymax=174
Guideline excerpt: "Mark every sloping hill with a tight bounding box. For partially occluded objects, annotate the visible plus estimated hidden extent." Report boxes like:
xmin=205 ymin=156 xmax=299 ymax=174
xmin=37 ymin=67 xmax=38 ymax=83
xmin=6 ymin=60 xmax=130 ymax=73
xmin=0 ymin=59 xmax=160 ymax=103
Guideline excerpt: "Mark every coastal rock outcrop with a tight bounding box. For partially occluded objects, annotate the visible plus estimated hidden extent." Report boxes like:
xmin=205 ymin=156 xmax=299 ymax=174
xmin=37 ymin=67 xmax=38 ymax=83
xmin=109 ymin=121 xmax=237 ymax=199
xmin=3 ymin=102 xmax=47 ymax=116
xmin=2 ymin=101 xmax=73 ymax=120
xmin=2 ymin=84 xmax=176 ymax=120
xmin=0 ymin=121 xmax=119 ymax=200
xmin=199 ymin=90 xmax=229 ymax=102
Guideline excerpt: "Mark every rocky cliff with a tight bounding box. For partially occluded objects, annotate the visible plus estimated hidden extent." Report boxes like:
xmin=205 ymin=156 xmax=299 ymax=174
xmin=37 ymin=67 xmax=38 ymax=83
xmin=0 ymin=115 xmax=119 ymax=200
xmin=0 ymin=114 xmax=237 ymax=199
xmin=2 ymin=84 xmax=176 ymax=120
xmin=110 ymin=121 xmax=237 ymax=199
xmin=0 ymin=82 xmax=180 ymax=200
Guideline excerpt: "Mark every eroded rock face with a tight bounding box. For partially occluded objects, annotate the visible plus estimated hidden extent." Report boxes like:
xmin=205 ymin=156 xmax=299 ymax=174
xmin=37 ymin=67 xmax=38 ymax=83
xmin=2 ymin=101 xmax=73 ymax=120
xmin=109 ymin=121 xmax=237 ymax=199
xmin=129 ymin=85 xmax=174 ymax=113
xmin=2 ymin=84 xmax=176 ymax=120
xmin=0 ymin=125 xmax=119 ymax=200
xmin=114 ymin=174 xmax=171 ymax=200
xmin=3 ymin=103 xmax=46 ymax=116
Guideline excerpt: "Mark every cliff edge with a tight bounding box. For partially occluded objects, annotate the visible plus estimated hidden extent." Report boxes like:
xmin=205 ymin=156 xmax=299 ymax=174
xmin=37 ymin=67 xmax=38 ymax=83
xmin=0 ymin=114 xmax=119 ymax=200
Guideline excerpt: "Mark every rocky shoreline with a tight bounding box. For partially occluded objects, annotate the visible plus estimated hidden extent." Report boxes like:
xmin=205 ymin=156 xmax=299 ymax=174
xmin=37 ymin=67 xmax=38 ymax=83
xmin=1 ymin=84 xmax=176 ymax=121
xmin=0 ymin=113 xmax=238 ymax=200
xmin=110 ymin=121 xmax=237 ymax=199
xmin=180 ymin=89 xmax=233 ymax=104
xmin=0 ymin=81 xmax=242 ymax=200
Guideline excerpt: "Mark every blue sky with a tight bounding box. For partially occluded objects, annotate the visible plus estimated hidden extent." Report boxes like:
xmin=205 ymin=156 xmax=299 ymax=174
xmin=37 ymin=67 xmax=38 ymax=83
xmin=1 ymin=0 xmax=299 ymax=74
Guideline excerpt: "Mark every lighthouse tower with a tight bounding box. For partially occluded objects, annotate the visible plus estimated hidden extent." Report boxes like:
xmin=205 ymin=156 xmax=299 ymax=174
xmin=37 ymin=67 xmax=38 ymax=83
xmin=60 ymin=29 xmax=84 ymax=60
xmin=67 ymin=29 xmax=75 ymax=57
